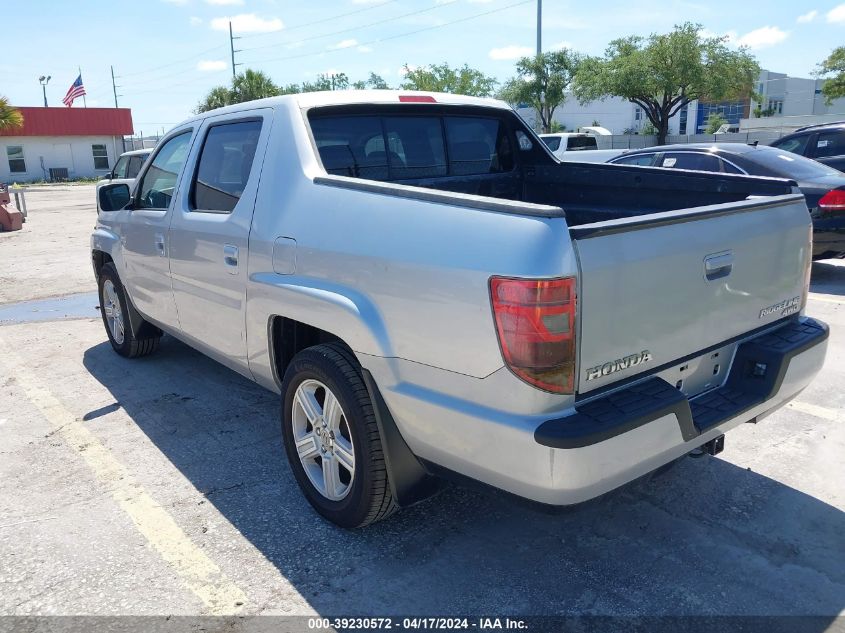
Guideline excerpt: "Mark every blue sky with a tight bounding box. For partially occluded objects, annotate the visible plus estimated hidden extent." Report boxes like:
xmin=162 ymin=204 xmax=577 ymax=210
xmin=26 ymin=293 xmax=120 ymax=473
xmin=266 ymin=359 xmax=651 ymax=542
xmin=3 ymin=0 xmax=845 ymax=134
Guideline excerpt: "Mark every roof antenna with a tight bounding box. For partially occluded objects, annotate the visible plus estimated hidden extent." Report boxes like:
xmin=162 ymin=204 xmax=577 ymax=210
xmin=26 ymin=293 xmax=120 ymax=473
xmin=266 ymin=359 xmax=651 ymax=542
xmin=749 ymin=140 xmax=759 ymax=147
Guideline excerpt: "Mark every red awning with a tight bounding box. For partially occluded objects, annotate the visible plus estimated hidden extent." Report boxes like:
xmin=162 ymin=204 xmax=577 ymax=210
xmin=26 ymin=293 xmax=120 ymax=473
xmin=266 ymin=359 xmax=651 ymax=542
xmin=0 ymin=107 xmax=133 ymax=137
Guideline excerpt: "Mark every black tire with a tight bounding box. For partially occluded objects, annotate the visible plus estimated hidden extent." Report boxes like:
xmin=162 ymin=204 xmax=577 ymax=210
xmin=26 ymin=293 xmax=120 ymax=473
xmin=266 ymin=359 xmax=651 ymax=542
xmin=281 ymin=343 xmax=398 ymax=528
xmin=97 ymin=263 xmax=160 ymax=358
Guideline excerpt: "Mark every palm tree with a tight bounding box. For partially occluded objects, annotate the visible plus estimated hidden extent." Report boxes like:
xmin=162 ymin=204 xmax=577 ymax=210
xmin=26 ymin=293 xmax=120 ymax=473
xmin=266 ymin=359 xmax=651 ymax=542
xmin=231 ymin=69 xmax=280 ymax=104
xmin=0 ymin=96 xmax=23 ymax=130
xmin=194 ymin=86 xmax=232 ymax=114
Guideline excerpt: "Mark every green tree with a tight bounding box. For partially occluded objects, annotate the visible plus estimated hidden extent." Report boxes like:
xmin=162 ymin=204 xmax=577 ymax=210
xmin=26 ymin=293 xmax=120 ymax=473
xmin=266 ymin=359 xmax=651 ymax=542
xmin=497 ymin=50 xmax=584 ymax=133
xmin=401 ymin=63 xmax=497 ymax=96
xmin=574 ymin=23 xmax=759 ymax=144
xmin=817 ymin=47 xmax=845 ymax=104
xmin=705 ymin=111 xmax=728 ymax=134
xmin=0 ymin=96 xmax=23 ymax=130
xmin=195 ymin=69 xmax=280 ymax=113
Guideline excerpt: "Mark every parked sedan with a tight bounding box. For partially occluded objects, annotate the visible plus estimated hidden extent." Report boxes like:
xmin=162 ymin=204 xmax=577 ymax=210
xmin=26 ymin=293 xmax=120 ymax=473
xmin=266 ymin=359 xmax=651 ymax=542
xmin=608 ymin=143 xmax=845 ymax=260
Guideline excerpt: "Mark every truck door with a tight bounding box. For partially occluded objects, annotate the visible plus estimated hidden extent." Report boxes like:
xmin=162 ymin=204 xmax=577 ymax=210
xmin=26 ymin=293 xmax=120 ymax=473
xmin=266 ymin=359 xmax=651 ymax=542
xmin=167 ymin=109 xmax=272 ymax=375
xmin=120 ymin=128 xmax=195 ymax=329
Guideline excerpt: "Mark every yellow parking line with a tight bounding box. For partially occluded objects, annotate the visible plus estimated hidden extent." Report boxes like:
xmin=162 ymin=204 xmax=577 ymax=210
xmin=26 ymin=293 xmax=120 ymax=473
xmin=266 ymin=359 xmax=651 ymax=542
xmin=0 ymin=337 xmax=248 ymax=615
xmin=788 ymin=400 xmax=842 ymax=423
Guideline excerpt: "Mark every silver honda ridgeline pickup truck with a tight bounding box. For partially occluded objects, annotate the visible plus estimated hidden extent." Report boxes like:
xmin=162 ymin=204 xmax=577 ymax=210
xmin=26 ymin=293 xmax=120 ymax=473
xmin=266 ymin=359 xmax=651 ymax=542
xmin=93 ymin=91 xmax=829 ymax=528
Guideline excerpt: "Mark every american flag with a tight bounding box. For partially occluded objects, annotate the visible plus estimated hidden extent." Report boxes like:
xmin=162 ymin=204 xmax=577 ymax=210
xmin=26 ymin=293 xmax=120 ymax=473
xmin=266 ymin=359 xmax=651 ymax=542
xmin=62 ymin=74 xmax=86 ymax=107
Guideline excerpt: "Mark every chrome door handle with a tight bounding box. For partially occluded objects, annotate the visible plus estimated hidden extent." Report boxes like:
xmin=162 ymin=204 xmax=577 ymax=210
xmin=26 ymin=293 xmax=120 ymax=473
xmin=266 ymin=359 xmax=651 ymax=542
xmin=154 ymin=233 xmax=166 ymax=257
xmin=704 ymin=251 xmax=733 ymax=281
xmin=223 ymin=244 xmax=239 ymax=273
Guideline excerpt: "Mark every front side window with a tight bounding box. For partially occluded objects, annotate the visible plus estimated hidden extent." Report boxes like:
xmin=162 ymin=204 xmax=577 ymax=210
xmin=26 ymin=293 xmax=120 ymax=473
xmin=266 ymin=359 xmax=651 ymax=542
xmin=814 ymin=131 xmax=845 ymax=158
xmin=136 ymin=131 xmax=192 ymax=210
xmin=190 ymin=119 xmax=263 ymax=213
xmin=92 ymin=144 xmax=109 ymax=170
xmin=112 ymin=155 xmax=130 ymax=179
xmin=6 ymin=146 xmax=25 ymax=173
xmin=612 ymin=153 xmax=655 ymax=166
xmin=771 ymin=135 xmax=810 ymax=156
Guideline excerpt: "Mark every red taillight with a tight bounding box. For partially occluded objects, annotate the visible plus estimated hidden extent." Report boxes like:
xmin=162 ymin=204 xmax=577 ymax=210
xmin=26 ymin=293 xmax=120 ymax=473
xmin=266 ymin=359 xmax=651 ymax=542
xmin=818 ymin=189 xmax=845 ymax=214
xmin=490 ymin=276 xmax=576 ymax=394
xmin=398 ymin=95 xmax=437 ymax=103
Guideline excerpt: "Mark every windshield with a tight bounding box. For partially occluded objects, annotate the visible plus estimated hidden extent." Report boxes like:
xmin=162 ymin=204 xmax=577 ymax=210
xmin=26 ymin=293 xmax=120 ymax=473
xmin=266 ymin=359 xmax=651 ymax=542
xmin=746 ymin=147 xmax=841 ymax=180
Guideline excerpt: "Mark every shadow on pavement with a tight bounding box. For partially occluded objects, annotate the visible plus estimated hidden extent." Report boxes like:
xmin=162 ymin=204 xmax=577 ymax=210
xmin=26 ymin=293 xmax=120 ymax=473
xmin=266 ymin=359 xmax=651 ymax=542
xmin=810 ymin=261 xmax=845 ymax=296
xmin=82 ymin=337 xmax=845 ymax=619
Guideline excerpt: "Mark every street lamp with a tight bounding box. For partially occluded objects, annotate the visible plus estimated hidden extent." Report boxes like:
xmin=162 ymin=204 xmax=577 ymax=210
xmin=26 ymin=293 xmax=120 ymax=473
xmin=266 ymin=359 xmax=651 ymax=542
xmin=38 ymin=75 xmax=51 ymax=107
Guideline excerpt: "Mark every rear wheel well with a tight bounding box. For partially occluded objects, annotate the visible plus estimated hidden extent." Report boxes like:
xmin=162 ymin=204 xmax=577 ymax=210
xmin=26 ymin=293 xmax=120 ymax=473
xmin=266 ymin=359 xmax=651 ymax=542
xmin=270 ymin=316 xmax=347 ymax=385
xmin=92 ymin=250 xmax=114 ymax=279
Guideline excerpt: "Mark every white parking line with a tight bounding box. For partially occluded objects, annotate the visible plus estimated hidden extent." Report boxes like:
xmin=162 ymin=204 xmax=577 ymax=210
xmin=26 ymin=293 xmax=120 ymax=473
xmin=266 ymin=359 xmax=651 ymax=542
xmin=788 ymin=400 xmax=842 ymax=422
xmin=0 ymin=337 xmax=248 ymax=615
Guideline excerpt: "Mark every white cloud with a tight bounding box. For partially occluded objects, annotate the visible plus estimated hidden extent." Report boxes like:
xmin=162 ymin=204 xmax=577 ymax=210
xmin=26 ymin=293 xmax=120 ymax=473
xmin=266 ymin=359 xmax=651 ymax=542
xmin=358 ymin=45 xmax=373 ymax=53
xmin=331 ymin=38 xmax=359 ymax=49
xmin=827 ymin=4 xmax=845 ymax=23
xmin=197 ymin=60 xmax=228 ymax=71
xmin=489 ymin=45 xmax=533 ymax=60
xmin=549 ymin=40 xmax=573 ymax=51
xmin=398 ymin=64 xmax=418 ymax=77
xmin=210 ymin=13 xmax=283 ymax=32
xmin=797 ymin=9 xmax=818 ymax=23
xmin=189 ymin=16 xmax=203 ymax=25
xmin=205 ymin=0 xmax=243 ymax=4
xmin=735 ymin=26 xmax=789 ymax=49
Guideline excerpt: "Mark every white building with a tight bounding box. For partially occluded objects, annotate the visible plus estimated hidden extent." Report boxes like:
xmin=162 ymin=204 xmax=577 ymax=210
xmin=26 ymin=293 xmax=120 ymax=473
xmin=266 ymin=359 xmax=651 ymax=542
xmin=0 ymin=106 xmax=134 ymax=182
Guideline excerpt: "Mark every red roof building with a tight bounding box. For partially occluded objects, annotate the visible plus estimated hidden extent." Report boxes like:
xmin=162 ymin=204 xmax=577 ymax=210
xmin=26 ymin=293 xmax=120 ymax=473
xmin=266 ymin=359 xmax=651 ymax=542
xmin=1 ymin=107 xmax=134 ymax=182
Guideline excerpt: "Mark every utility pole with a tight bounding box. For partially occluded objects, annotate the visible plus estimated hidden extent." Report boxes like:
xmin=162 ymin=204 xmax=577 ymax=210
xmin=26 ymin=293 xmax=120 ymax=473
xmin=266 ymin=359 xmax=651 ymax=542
xmin=110 ymin=66 xmax=120 ymax=108
xmin=79 ymin=66 xmax=87 ymax=107
xmin=229 ymin=21 xmax=242 ymax=79
xmin=536 ymin=0 xmax=542 ymax=56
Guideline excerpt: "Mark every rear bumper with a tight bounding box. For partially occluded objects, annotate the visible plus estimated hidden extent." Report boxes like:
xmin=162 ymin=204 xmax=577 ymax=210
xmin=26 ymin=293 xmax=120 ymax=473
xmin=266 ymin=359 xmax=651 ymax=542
xmin=378 ymin=317 xmax=828 ymax=506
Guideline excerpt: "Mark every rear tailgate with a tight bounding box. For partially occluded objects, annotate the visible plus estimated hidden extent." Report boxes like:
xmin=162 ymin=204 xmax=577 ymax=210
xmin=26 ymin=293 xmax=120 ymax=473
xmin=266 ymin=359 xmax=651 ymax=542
xmin=571 ymin=193 xmax=812 ymax=395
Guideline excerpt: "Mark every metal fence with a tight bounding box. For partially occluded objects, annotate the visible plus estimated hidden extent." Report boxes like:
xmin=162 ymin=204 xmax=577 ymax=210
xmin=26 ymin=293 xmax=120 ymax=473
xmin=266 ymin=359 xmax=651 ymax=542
xmin=597 ymin=131 xmax=787 ymax=150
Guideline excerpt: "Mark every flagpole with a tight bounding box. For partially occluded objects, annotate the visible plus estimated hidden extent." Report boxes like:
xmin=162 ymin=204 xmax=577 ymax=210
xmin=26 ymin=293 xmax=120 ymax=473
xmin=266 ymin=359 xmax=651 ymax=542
xmin=78 ymin=66 xmax=87 ymax=108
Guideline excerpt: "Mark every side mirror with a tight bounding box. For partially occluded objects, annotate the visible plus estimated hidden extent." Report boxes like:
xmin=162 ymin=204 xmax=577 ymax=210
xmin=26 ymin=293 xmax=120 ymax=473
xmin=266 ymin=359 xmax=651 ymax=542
xmin=99 ymin=183 xmax=131 ymax=212
xmin=106 ymin=171 xmax=114 ymax=180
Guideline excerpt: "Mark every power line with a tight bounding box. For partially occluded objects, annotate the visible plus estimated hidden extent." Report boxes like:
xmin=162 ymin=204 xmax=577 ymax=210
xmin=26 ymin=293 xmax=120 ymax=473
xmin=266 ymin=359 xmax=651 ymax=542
xmin=117 ymin=44 xmax=229 ymax=78
xmin=242 ymin=0 xmax=534 ymax=66
xmin=240 ymin=0 xmax=401 ymax=40
xmin=239 ymin=1 xmax=460 ymax=54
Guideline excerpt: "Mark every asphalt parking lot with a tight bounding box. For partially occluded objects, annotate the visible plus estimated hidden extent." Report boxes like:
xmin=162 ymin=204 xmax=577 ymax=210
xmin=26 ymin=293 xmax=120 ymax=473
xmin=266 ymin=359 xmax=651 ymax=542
xmin=0 ymin=186 xmax=843 ymax=621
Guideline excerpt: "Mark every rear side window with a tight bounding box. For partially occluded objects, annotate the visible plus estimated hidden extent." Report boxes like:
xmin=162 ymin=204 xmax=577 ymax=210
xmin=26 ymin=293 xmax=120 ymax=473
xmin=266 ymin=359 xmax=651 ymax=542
xmin=127 ymin=155 xmax=146 ymax=179
xmin=310 ymin=112 xmax=513 ymax=181
xmin=772 ymin=135 xmax=810 ymax=155
xmin=566 ymin=136 xmax=597 ymax=151
xmin=612 ymin=153 xmax=655 ymax=166
xmin=660 ymin=152 xmax=721 ymax=172
xmin=190 ymin=119 xmax=262 ymax=213
xmin=814 ymin=131 xmax=845 ymax=158
xmin=542 ymin=136 xmax=561 ymax=151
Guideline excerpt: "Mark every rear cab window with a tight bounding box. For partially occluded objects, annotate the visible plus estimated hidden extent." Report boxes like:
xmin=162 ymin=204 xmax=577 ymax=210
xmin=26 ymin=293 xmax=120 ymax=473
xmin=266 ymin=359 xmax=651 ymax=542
xmin=309 ymin=106 xmax=515 ymax=182
xmin=566 ymin=136 xmax=597 ymax=151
